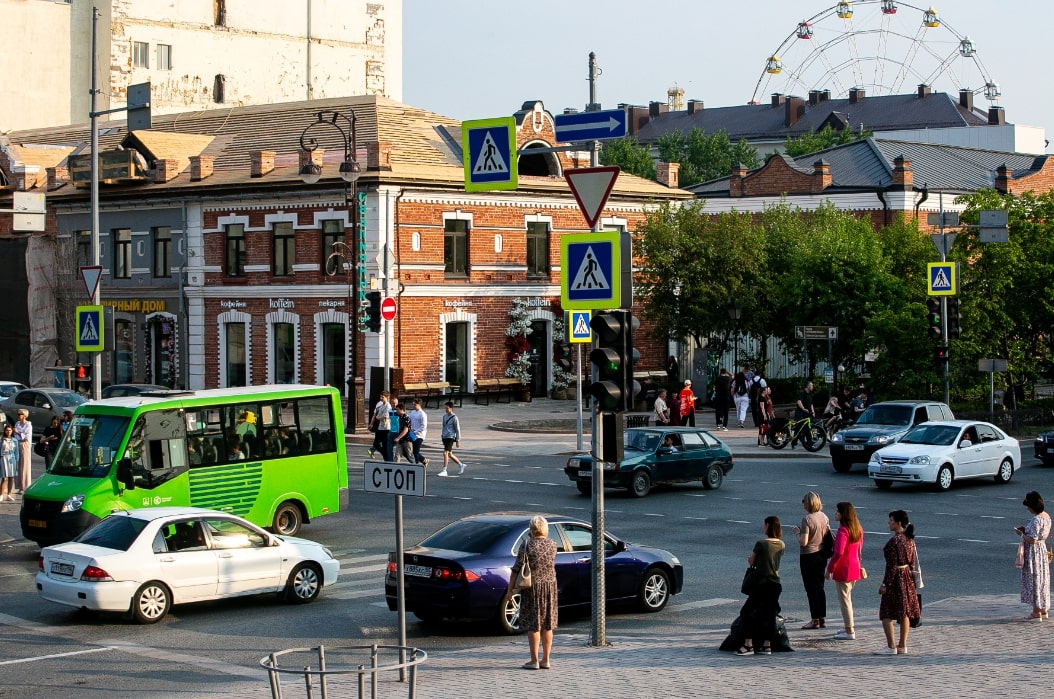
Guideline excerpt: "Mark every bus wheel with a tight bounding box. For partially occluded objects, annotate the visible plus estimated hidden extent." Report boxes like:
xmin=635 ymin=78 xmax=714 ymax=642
xmin=272 ymin=502 xmax=303 ymax=536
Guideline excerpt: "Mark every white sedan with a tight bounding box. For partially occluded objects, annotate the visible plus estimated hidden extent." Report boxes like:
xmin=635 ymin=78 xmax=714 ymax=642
xmin=36 ymin=507 xmax=340 ymax=623
xmin=867 ymin=420 xmax=1022 ymax=491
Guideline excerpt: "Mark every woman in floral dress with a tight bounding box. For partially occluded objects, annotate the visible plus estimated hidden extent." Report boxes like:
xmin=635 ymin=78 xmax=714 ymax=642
xmin=1016 ymin=491 xmax=1051 ymax=620
xmin=875 ymin=509 xmax=920 ymax=655
xmin=508 ymin=515 xmax=558 ymax=670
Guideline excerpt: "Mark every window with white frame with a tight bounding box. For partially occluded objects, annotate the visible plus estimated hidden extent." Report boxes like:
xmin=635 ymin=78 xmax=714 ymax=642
xmin=273 ymin=221 xmax=295 ymax=277
xmin=444 ymin=219 xmax=468 ymax=277
xmin=156 ymin=44 xmax=172 ymax=70
xmin=152 ymin=226 xmax=171 ymax=278
xmin=132 ymin=41 xmax=150 ymax=69
xmin=225 ymin=323 xmax=247 ymax=387
xmin=526 ymin=222 xmax=549 ymax=278
xmin=113 ymin=229 xmax=132 ymax=279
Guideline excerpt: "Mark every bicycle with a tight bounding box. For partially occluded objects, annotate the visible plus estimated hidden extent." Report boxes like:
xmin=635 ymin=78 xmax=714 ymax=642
xmin=768 ymin=415 xmax=828 ymax=452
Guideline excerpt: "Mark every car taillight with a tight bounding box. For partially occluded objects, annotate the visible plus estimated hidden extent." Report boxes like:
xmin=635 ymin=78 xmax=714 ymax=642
xmin=80 ymin=566 xmax=113 ymax=582
xmin=38 ymin=555 xmax=44 ymax=571
xmin=387 ymin=561 xmax=397 ymax=575
xmin=432 ymin=567 xmax=479 ymax=583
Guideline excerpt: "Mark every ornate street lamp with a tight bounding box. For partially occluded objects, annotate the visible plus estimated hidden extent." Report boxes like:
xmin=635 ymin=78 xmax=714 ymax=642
xmin=727 ymin=302 xmax=742 ymax=370
xmin=299 ymin=109 xmax=367 ymax=433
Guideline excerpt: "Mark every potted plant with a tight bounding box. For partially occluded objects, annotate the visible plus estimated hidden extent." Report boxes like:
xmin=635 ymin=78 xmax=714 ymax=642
xmin=551 ymin=365 xmax=574 ymax=399
xmin=505 ymin=298 xmax=533 ymax=400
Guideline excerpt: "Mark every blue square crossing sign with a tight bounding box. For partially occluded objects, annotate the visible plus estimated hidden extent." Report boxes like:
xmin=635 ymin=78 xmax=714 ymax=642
xmin=462 ymin=117 xmax=518 ymax=192
xmin=75 ymin=305 xmax=104 ymax=352
xmin=560 ymin=231 xmax=632 ymax=310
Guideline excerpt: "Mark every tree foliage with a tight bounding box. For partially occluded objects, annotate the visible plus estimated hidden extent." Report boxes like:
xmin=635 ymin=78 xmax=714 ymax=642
xmin=655 ymin=128 xmax=759 ymax=187
xmin=598 ymin=136 xmax=655 ymax=181
xmin=781 ymin=124 xmax=872 ymax=158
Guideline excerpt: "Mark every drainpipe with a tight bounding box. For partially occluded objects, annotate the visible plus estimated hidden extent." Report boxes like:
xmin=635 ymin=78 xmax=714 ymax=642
xmin=393 ymin=188 xmax=405 ymax=369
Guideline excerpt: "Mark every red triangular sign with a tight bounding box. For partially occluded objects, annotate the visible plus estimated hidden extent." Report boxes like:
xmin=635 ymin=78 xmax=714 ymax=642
xmin=565 ymin=166 xmax=620 ymax=229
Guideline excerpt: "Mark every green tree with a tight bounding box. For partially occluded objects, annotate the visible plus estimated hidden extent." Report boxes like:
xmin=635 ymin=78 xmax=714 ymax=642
xmin=655 ymin=128 xmax=759 ymax=187
xmin=782 ymin=124 xmax=872 ymax=158
xmin=598 ymin=136 xmax=656 ymax=180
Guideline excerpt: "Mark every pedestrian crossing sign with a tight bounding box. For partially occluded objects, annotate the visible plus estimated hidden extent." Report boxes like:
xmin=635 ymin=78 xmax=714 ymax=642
xmin=561 ymin=231 xmax=630 ymax=310
xmin=927 ymin=262 xmax=957 ymax=296
xmin=568 ymin=310 xmax=592 ymax=343
xmin=75 ymin=305 xmax=104 ymax=352
xmin=462 ymin=117 xmax=518 ymax=192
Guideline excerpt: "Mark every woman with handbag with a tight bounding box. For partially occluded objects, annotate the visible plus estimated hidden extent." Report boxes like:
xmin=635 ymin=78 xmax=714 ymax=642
xmin=734 ymin=515 xmax=785 ymax=656
xmin=792 ymin=491 xmax=831 ymax=630
xmin=1015 ymin=491 xmax=1051 ymax=621
xmin=507 ymin=515 xmax=558 ymax=670
xmin=825 ymin=501 xmax=864 ymax=640
xmin=875 ymin=509 xmax=921 ymax=655
xmin=756 ymin=386 xmax=774 ymax=447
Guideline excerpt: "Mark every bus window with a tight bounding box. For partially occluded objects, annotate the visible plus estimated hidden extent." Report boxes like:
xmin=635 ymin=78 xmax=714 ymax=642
xmin=126 ymin=410 xmax=188 ymax=489
xmin=48 ymin=414 xmax=130 ymax=478
xmin=297 ymin=397 xmax=334 ymax=454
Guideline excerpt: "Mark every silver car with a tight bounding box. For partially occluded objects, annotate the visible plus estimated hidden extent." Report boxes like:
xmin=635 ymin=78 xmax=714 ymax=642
xmin=0 ymin=388 xmax=87 ymax=434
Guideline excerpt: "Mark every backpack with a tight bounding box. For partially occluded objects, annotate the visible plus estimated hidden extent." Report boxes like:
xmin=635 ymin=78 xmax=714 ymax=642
xmin=748 ymin=378 xmax=761 ymax=401
xmin=735 ymin=378 xmax=748 ymax=396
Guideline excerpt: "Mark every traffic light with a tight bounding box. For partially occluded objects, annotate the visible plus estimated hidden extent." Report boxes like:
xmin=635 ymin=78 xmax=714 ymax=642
xmin=74 ymin=363 xmax=92 ymax=385
xmin=934 ymin=345 xmax=950 ymax=364
xmin=947 ymin=297 xmax=961 ymax=339
xmin=555 ymin=342 xmax=574 ymax=372
xmin=364 ymin=291 xmax=381 ymax=333
xmin=588 ymin=310 xmax=640 ymax=412
xmin=926 ymin=298 xmax=942 ymax=339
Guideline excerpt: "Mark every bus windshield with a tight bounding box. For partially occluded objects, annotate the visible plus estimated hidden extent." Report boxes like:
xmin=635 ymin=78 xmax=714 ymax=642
xmin=48 ymin=414 xmax=130 ymax=478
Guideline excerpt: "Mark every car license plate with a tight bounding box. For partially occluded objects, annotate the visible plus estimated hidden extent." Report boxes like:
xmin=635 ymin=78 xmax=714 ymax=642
xmin=50 ymin=562 xmax=75 ymax=576
xmin=844 ymin=445 xmax=864 ymax=451
xmin=28 ymin=519 xmax=47 ymax=528
xmin=404 ymin=564 xmax=432 ymax=578
xmin=578 ymin=470 xmax=591 ymax=478
xmin=879 ymin=465 xmax=902 ymax=475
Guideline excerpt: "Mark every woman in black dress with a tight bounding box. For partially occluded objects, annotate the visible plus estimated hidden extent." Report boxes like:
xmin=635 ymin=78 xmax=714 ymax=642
xmin=875 ymin=509 xmax=921 ymax=655
xmin=735 ymin=515 xmax=785 ymax=655
xmin=507 ymin=515 xmax=558 ymax=670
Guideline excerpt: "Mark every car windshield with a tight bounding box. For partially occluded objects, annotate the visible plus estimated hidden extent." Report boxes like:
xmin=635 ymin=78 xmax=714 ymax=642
xmin=47 ymin=414 xmax=131 ymax=478
xmin=624 ymin=430 xmax=661 ymax=452
xmin=0 ymin=384 xmax=24 ymax=398
xmin=75 ymin=514 xmax=148 ymax=551
xmin=856 ymin=404 xmax=913 ymax=427
xmin=419 ymin=519 xmax=513 ymax=554
xmin=901 ymin=424 xmax=959 ymax=446
xmin=50 ymin=391 xmax=87 ymax=409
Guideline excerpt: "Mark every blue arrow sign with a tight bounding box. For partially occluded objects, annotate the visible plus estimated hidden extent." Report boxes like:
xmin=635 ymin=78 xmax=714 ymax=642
xmin=554 ymin=109 xmax=627 ymax=142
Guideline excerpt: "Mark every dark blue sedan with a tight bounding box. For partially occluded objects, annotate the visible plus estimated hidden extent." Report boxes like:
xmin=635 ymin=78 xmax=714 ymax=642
xmin=384 ymin=512 xmax=684 ymax=633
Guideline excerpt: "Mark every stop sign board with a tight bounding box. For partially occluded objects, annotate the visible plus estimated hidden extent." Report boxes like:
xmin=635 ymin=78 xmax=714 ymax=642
xmin=380 ymin=296 xmax=397 ymax=321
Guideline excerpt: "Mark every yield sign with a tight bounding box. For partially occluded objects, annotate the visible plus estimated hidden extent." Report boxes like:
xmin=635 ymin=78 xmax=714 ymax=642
xmin=80 ymin=265 xmax=102 ymax=301
xmin=564 ymin=166 xmax=620 ymax=229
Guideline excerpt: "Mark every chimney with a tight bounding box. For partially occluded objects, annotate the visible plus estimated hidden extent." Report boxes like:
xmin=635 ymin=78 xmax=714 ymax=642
xmin=771 ymin=93 xmax=786 ymax=108
xmin=298 ymin=148 xmax=324 ymax=174
xmin=988 ymin=106 xmax=1006 ymax=125
xmin=822 ymin=89 xmax=831 ymax=102
xmin=655 ymin=162 xmax=679 ymax=188
xmin=892 ymin=156 xmax=913 ymax=188
xmin=366 ymin=141 xmax=393 ymax=171
xmin=809 ymin=90 xmax=822 ymax=106
xmin=251 ymin=150 xmax=276 ymax=178
xmin=622 ymin=104 xmax=650 ymax=134
xmin=812 ymin=159 xmax=831 ymax=191
xmin=46 ymin=165 xmax=69 ymax=190
xmin=729 ymin=162 xmax=748 ymax=197
xmin=918 ymin=84 xmax=931 ymax=98
xmin=189 ymin=155 xmax=215 ymax=181
xmin=152 ymin=158 xmax=180 ymax=183
xmin=995 ymin=164 xmax=1011 ymax=193
xmin=849 ymin=87 xmax=865 ymax=104
xmin=959 ymin=89 xmax=974 ymax=112
xmin=784 ymin=96 xmax=805 ymax=127
xmin=648 ymin=101 xmax=669 ymax=119
xmin=687 ymin=99 xmax=703 ymax=115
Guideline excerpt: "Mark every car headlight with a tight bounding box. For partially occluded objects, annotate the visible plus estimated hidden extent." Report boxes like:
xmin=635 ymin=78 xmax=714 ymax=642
xmin=909 ymin=455 xmax=932 ymax=465
xmin=870 ymin=434 xmax=895 ymax=445
xmin=566 ymin=458 xmax=582 ymax=469
xmin=602 ymin=462 xmax=617 ymax=471
xmin=830 ymin=433 xmax=843 ymax=443
xmin=60 ymin=494 xmax=85 ymax=513
xmin=670 ymin=556 xmax=681 ymax=565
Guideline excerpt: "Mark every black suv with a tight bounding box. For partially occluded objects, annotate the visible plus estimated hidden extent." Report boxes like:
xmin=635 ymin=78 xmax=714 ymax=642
xmin=828 ymin=400 xmax=953 ymax=472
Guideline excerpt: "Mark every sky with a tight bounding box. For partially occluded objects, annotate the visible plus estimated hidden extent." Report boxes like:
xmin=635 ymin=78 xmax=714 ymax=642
xmin=403 ymin=0 xmax=1053 ymax=149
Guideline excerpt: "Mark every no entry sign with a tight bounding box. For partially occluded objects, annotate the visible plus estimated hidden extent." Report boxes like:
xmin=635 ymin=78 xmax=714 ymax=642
xmin=380 ymin=296 xmax=397 ymax=321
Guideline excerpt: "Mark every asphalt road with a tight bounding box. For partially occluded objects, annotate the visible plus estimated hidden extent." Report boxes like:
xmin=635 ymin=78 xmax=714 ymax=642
xmin=0 ymin=441 xmax=1049 ymax=697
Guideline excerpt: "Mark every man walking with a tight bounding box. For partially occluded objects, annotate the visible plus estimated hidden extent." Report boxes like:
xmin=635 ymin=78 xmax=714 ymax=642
xmin=653 ymin=389 xmax=671 ymax=426
xmin=713 ymin=369 xmax=732 ymax=430
xmin=368 ymin=391 xmax=390 ymax=461
xmin=391 ymin=404 xmax=416 ymax=463
xmin=793 ymin=381 xmax=816 ymax=448
xmin=409 ymin=398 xmax=429 ymax=467
xmin=437 ymin=401 xmax=464 ymax=476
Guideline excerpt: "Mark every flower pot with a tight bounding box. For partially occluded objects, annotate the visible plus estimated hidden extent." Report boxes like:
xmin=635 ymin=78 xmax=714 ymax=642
xmin=518 ymin=388 xmax=532 ymax=402
xmin=551 ymin=388 xmax=568 ymax=400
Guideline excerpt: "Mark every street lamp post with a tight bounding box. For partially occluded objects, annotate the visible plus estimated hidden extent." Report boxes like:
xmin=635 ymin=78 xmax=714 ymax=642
xmin=299 ymin=110 xmax=366 ymax=433
xmin=727 ymin=302 xmax=742 ymax=370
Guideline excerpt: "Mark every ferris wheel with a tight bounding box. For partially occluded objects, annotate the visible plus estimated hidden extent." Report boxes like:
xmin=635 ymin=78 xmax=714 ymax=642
xmin=749 ymin=1 xmax=999 ymax=106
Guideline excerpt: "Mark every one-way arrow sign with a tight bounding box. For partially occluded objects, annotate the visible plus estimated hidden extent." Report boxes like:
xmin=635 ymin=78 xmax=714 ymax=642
xmin=554 ymin=109 xmax=627 ymax=142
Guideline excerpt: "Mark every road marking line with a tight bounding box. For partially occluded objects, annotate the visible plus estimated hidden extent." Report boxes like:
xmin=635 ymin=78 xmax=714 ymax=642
xmin=683 ymin=517 xmax=708 ymax=521
xmin=957 ymin=538 xmax=988 ymax=543
xmin=641 ymin=513 xmax=664 ymax=517
xmin=979 ymin=515 xmax=1005 ymax=519
xmin=337 ymin=563 xmax=387 ymax=574
xmin=96 ymin=639 xmax=261 ymax=679
xmin=0 ymin=647 xmax=111 ymax=666
xmin=673 ymin=597 xmax=739 ymax=611
xmin=727 ymin=520 xmax=752 ymax=524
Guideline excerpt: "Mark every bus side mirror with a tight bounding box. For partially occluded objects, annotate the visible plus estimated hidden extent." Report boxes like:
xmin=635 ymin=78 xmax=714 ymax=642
xmin=117 ymin=459 xmax=135 ymax=490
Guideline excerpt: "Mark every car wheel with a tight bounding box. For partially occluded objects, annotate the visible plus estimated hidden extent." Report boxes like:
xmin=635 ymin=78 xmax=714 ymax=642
xmin=994 ymin=458 xmax=1014 ymax=484
xmin=271 ymin=501 xmax=303 ymax=536
xmin=803 ymin=426 xmax=828 ymax=452
xmin=703 ymin=464 xmax=723 ymax=490
xmin=131 ymin=581 xmax=171 ymax=624
xmin=576 ymin=481 xmax=591 ymax=496
xmin=285 ymin=563 xmax=323 ymax=603
xmin=768 ymin=429 xmax=789 ymax=449
xmin=832 ymin=459 xmax=852 ymax=474
xmin=498 ymin=592 xmax=524 ymax=635
xmin=873 ymin=479 xmax=893 ymax=490
xmin=630 ymin=470 xmax=652 ymax=498
xmin=637 ymin=567 xmax=671 ymax=612
xmin=935 ymin=465 xmax=954 ymax=491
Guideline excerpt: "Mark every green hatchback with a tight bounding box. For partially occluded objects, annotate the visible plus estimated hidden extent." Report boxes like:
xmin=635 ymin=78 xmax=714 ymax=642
xmin=564 ymin=427 xmax=734 ymax=498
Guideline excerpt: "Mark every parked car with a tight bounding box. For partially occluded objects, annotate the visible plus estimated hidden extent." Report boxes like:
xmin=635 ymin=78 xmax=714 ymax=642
xmin=384 ymin=512 xmax=683 ymax=634
xmin=36 ymin=507 xmax=340 ymax=623
xmin=0 ymin=388 xmax=87 ymax=434
xmin=564 ymin=426 xmax=733 ymax=498
xmin=828 ymin=400 xmax=953 ymax=472
xmin=867 ymin=420 xmax=1022 ymax=491
xmin=1035 ymin=431 xmax=1054 ymax=466
xmin=99 ymin=383 xmax=169 ymax=399
xmin=0 ymin=381 xmax=28 ymax=399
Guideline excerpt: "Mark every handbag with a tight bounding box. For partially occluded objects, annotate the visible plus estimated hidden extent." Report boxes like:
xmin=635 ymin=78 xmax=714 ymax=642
xmin=34 ymin=439 xmax=49 ymax=458
xmin=912 ymin=546 xmax=924 ymax=590
xmin=511 ymin=544 xmax=532 ymax=592
xmin=820 ymin=527 xmax=835 ymax=559
xmin=1016 ymin=542 xmax=1026 ymax=569
xmin=741 ymin=565 xmax=759 ymax=595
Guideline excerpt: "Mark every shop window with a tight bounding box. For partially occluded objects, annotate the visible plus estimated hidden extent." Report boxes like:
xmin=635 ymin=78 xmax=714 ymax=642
xmin=115 ymin=319 xmax=134 ymax=383
xmin=273 ymin=322 xmax=295 ymax=384
xmin=225 ymin=323 xmax=246 ymax=387
xmin=321 ymin=220 xmax=344 ymax=274
xmin=113 ymin=228 xmax=132 ymax=279
xmin=322 ymin=323 xmax=346 ymax=394
xmin=273 ymin=222 xmax=295 ymax=277
xmin=526 ymin=222 xmax=549 ymax=278
xmin=444 ymin=219 xmax=468 ymax=277
xmin=225 ymin=223 xmax=245 ymax=277
xmin=75 ymin=230 xmax=91 ymax=267
xmin=153 ymin=226 xmax=171 ymax=278
xmin=133 ymin=41 xmax=149 ymax=69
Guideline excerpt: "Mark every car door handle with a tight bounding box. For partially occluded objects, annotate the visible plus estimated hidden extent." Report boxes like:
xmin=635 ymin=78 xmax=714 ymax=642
xmin=577 ymin=557 xmax=591 ymax=563
xmin=159 ymin=557 xmax=175 ymax=563
xmin=218 ymin=553 xmax=233 ymax=558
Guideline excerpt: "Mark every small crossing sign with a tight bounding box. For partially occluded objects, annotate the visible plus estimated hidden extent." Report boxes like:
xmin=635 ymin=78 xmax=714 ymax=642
xmin=462 ymin=117 xmax=518 ymax=192
xmin=568 ymin=310 xmax=592 ymax=343
xmin=927 ymin=262 xmax=957 ymax=296
xmin=561 ymin=231 xmax=631 ymax=310
xmin=75 ymin=305 xmax=104 ymax=352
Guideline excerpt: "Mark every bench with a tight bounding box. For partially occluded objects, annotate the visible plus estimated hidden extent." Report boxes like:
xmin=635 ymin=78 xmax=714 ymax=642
xmin=400 ymin=382 xmax=430 ymax=406
xmin=425 ymin=381 xmax=460 ymax=408
xmin=473 ymin=377 xmax=522 ymax=405
xmin=625 ymin=413 xmax=651 ymax=428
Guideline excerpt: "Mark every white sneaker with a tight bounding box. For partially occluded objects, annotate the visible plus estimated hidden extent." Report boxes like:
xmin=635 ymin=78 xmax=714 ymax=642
xmin=458 ymin=464 xmax=466 ymax=475
xmin=833 ymin=630 xmax=856 ymax=640
xmin=873 ymin=646 xmax=897 ymax=655
xmin=437 ymin=470 xmax=449 ymax=477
